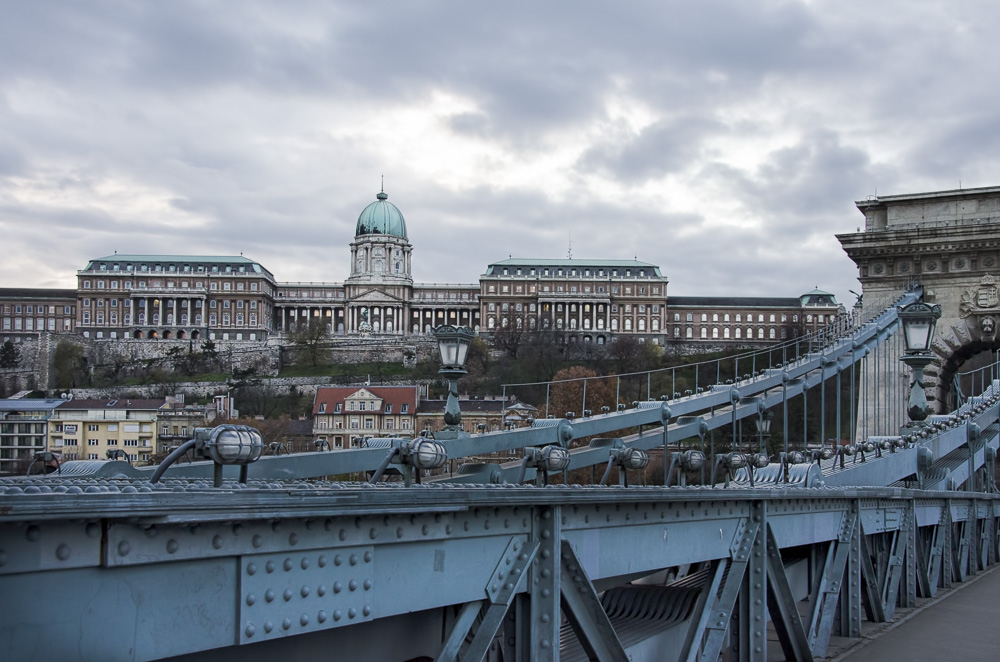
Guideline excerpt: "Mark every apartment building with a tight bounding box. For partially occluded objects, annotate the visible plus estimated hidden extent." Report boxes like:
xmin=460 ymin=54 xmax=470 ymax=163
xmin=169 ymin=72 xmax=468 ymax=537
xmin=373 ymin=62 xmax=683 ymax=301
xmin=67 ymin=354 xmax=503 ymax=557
xmin=49 ymin=398 xmax=167 ymax=464
xmin=0 ymin=398 xmax=66 ymax=474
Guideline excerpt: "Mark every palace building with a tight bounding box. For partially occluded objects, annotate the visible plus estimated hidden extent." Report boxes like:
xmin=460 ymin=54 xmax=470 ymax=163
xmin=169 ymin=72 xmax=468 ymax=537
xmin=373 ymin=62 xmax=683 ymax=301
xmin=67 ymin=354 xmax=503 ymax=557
xmin=0 ymin=188 xmax=840 ymax=347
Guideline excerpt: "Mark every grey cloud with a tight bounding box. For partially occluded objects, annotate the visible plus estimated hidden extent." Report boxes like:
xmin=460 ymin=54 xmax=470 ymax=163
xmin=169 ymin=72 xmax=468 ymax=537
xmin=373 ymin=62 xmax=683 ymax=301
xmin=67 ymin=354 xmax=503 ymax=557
xmin=3 ymin=0 xmax=1000 ymax=310
xmin=576 ymin=116 xmax=724 ymax=182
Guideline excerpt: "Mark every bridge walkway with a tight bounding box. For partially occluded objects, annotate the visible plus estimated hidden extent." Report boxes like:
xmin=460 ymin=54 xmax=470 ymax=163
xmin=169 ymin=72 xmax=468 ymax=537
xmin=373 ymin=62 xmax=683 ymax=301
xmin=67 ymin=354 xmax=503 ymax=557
xmin=824 ymin=563 xmax=1000 ymax=662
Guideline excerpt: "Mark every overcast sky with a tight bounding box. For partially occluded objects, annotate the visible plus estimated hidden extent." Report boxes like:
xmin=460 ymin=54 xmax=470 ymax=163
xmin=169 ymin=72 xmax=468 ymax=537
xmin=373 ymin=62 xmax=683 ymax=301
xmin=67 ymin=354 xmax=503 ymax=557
xmin=1 ymin=1 xmax=997 ymax=305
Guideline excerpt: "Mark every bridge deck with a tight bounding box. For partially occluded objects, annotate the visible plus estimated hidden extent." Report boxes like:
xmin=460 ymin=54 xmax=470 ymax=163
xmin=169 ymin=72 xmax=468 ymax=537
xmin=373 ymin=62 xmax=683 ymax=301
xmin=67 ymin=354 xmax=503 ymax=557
xmin=833 ymin=563 xmax=1000 ymax=662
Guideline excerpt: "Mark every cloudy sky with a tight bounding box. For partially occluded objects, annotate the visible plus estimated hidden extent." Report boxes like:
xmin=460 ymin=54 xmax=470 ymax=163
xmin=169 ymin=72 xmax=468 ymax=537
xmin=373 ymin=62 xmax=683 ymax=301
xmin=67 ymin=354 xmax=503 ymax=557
xmin=1 ymin=1 xmax=997 ymax=305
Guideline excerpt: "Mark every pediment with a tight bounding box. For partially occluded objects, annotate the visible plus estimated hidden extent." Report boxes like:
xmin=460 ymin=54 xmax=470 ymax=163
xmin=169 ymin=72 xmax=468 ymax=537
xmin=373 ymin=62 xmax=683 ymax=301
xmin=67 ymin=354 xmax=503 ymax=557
xmin=350 ymin=289 xmax=404 ymax=304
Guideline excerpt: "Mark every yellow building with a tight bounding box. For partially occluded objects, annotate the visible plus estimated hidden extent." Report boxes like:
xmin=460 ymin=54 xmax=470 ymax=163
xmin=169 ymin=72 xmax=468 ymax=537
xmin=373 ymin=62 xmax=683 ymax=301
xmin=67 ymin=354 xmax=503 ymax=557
xmin=49 ymin=398 xmax=167 ymax=464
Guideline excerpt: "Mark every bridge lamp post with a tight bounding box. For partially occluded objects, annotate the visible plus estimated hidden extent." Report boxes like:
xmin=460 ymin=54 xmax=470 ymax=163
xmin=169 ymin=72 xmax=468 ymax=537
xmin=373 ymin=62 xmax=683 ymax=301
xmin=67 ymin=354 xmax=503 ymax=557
xmin=898 ymin=302 xmax=942 ymax=426
xmin=756 ymin=409 xmax=773 ymax=457
xmin=433 ymin=325 xmax=475 ymax=439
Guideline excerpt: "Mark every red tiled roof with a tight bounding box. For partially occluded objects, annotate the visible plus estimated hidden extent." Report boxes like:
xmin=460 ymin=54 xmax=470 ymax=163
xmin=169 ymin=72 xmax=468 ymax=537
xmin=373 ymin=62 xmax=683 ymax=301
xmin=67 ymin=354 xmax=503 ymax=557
xmin=313 ymin=386 xmax=417 ymax=415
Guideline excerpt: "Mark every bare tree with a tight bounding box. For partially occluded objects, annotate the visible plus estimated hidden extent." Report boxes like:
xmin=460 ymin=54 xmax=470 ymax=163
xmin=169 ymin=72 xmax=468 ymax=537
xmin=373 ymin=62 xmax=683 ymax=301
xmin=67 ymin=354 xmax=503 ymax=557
xmin=290 ymin=318 xmax=330 ymax=367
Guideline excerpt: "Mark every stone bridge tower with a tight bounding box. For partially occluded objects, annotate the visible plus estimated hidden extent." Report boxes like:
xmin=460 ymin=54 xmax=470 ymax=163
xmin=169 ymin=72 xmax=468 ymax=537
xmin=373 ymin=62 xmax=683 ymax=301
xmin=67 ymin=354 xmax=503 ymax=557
xmin=838 ymin=186 xmax=1000 ymax=414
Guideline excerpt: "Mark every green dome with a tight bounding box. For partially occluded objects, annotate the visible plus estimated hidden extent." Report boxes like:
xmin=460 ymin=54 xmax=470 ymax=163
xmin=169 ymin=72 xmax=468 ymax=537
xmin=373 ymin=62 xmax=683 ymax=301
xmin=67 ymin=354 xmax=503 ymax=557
xmin=355 ymin=191 xmax=407 ymax=239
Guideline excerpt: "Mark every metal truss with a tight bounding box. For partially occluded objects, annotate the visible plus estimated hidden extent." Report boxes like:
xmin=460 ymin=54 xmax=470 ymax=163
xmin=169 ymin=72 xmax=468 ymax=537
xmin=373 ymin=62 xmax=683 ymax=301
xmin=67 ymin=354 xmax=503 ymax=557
xmin=2 ymin=483 xmax=999 ymax=662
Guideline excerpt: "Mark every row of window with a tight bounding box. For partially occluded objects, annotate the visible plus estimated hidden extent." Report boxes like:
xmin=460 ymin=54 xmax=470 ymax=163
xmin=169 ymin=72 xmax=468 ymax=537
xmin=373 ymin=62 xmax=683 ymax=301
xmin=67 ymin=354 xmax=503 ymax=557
xmin=2 ymin=318 xmax=72 ymax=331
xmin=90 ymin=262 xmax=256 ymax=275
xmin=82 ymin=298 xmax=259 ymax=310
xmin=81 ymin=312 xmax=262 ymax=326
xmin=496 ymin=266 xmax=652 ymax=279
xmin=75 ymin=452 xmax=148 ymax=461
xmin=1 ymin=304 xmax=72 ymax=315
xmin=673 ymin=327 xmax=790 ymax=340
xmin=317 ymin=418 xmax=414 ymax=430
xmin=318 ymin=402 xmax=411 ymax=414
xmin=487 ymin=317 xmax=662 ymax=332
xmin=486 ymin=283 xmax=660 ymax=295
xmin=81 ymin=279 xmax=266 ymax=293
xmin=673 ymin=312 xmax=801 ymax=323
xmin=487 ymin=302 xmax=661 ymax=314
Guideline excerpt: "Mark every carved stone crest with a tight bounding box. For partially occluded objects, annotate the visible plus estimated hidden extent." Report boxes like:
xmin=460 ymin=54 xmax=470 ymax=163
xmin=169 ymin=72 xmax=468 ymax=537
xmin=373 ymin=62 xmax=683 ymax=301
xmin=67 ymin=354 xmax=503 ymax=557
xmin=960 ymin=274 xmax=1000 ymax=317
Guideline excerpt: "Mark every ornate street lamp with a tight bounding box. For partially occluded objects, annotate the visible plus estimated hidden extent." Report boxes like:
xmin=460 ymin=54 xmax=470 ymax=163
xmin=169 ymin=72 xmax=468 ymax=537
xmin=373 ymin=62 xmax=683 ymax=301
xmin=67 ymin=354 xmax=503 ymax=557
xmin=432 ymin=325 xmax=476 ymax=437
xmin=756 ymin=409 xmax=773 ymax=456
xmin=898 ymin=301 xmax=942 ymax=424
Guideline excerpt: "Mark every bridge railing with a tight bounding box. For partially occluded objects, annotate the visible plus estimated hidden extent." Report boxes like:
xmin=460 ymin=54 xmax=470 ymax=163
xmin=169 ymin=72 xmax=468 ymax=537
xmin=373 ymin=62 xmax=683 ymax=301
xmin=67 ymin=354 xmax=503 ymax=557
xmin=498 ymin=287 xmax=910 ymax=423
xmin=60 ymin=286 xmax=914 ymax=486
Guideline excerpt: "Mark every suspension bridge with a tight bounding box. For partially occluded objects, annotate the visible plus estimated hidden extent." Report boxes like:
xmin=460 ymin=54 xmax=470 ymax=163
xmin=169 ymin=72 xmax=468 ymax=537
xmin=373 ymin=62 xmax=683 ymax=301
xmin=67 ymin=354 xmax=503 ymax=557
xmin=2 ymin=283 xmax=999 ymax=661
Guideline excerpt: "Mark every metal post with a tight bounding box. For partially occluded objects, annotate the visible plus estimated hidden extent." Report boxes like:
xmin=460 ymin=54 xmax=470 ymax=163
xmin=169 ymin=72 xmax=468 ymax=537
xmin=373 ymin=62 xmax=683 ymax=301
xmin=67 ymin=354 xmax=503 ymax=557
xmin=783 ymin=379 xmax=789 ymax=460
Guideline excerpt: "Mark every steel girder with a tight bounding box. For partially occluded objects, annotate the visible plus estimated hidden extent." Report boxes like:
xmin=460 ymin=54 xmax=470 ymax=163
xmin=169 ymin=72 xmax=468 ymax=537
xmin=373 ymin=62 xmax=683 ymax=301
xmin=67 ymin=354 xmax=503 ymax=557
xmin=2 ymin=485 xmax=999 ymax=662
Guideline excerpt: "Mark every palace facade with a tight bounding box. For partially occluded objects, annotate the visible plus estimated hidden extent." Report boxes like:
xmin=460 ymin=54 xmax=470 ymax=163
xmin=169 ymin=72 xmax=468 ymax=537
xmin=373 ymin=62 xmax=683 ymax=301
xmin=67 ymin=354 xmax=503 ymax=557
xmin=0 ymin=189 xmax=841 ymax=347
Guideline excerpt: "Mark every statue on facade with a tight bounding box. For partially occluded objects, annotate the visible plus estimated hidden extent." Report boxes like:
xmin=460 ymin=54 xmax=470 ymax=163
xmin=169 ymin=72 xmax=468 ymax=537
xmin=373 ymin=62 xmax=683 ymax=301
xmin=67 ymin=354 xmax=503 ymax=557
xmin=358 ymin=308 xmax=372 ymax=336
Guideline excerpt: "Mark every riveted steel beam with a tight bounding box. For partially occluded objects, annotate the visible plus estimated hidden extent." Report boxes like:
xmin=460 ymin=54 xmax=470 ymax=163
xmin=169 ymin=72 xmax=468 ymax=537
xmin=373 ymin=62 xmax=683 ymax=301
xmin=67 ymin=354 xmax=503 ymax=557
xmin=530 ymin=505 xmax=561 ymax=661
xmin=559 ymin=540 xmax=629 ymax=662
xmin=764 ymin=523 xmax=813 ymax=662
xmin=807 ymin=507 xmax=857 ymax=657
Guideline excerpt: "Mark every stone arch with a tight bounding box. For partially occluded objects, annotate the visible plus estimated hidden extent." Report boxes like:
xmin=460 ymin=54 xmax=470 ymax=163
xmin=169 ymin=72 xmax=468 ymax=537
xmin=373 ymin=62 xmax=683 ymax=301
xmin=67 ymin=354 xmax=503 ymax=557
xmin=931 ymin=316 xmax=1000 ymax=411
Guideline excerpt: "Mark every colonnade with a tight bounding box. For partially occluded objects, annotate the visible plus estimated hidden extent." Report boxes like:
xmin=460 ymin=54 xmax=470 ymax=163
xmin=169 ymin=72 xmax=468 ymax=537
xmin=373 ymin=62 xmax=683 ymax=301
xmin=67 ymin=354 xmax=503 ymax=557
xmin=275 ymin=304 xmax=479 ymax=335
xmin=132 ymin=295 xmax=205 ymax=327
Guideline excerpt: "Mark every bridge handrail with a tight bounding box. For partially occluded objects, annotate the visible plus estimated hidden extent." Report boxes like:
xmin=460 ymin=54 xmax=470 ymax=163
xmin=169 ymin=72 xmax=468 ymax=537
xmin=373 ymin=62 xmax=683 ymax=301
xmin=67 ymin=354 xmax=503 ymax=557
xmin=116 ymin=288 xmax=921 ymax=483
